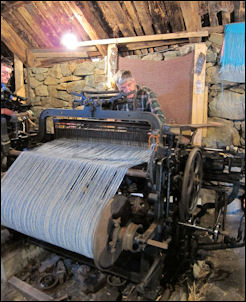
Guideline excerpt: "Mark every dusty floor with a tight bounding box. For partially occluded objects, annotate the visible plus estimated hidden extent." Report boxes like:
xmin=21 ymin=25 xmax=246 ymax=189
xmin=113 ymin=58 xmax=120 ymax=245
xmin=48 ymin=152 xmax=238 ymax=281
xmin=1 ymin=210 xmax=245 ymax=301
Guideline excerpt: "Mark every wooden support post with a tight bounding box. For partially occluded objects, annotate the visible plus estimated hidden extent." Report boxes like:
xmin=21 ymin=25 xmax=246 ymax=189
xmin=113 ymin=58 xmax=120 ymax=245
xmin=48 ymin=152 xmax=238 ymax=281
xmin=107 ymin=43 xmax=118 ymax=89
xmin=202 ymin=86 xmax=208 ymax=138
xmin=25 ymin=49 xmax=32 ymax=103
xmin=14 ymin=54 xmax=25 ymax=98
xmin=191 ymin=43 xmax=207 ymax=146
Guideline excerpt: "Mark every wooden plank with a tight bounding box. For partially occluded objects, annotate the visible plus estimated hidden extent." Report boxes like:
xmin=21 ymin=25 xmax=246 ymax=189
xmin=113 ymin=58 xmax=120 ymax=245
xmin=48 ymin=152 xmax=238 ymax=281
xmin=147 ymin=1 xmax=170 ymax=34
xmin=208 ymin=2 xmax=219 ymax=27
xmin=191 ymin=43 xmax=207 ymax=146
xmin=30 ymin=47 xmax=97 ymax=53
xmin=202 ymin=86 xmax=208 ymax=138
xmin=234 ymin=1 xmax=245 ymax=22
xmin=31 ymin=1 xmax=69 ymax=47
xmin=17 ymin=6 xmax=54 ymax=48
xmin=4 ymin=8 xmax=40 ymax=49
xmin=70 ymin=1 xmax=108 ymax=56
xmin=163 ymin=1 xmax=185 ymax=32
xmin=77 ymin=31 xmax=209 ymax=47
xmin=8 ymin=276 xmax=54 ymax=301
xmin=106 ymin=2 xmax=136 ymax=37
xmin=14 ymin=55 xmax=25 ymax=97
xmin=99 ymin=2 xmax=141 ymax=56
xmin=58 ymin=1 xmax=90 ymax=41
xmin=25 ymin=49 xmax=31 ymax=100
xmin=119 ymin=39 xmax=188 ymax=51
xmin=123 ymin=1 xmax=145 ymax=36
xmin=122 ymin=1 xmax=148 ymax=55
xmin=1 ymin=16 xmax=28 ymax=64
xmin=179 ymin=1 xmax=202 ymax=43
xmin=133 ymin=1 xmax=155 ymax=35
xmin=31 ymin=51 xmax=89 ymax=58
xmin=201 ymin=25 xmax=224 ymax=34
xmin=1 ymin=1 xmax=30 ymax=14
xmin=107 ymin=44 xmax=118 ymax=89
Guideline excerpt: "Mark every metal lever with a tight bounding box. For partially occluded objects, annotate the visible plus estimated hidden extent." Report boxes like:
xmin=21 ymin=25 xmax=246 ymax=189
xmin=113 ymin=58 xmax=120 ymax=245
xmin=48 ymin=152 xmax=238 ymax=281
xmin=178 ymin=221 xmax=223 ymax=241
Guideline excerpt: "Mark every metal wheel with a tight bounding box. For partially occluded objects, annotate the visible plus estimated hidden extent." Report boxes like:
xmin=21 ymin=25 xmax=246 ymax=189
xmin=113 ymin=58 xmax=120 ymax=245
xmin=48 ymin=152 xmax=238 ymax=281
xmin=179 ymin=148 xmax=203 ymax=221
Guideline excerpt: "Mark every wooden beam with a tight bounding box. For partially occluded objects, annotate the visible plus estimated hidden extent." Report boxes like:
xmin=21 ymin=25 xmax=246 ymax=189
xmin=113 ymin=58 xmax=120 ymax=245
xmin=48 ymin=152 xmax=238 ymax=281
xmin=14 ymin=55 xmax=25 ymax=97
xmin=123 ymin=1 xmax=145 ymax=36
xmin=107 ymin=44 xmax=118 ymax=89
xmin=179 ymin=2 xmax=202 ymax=43
xmin=77 ymin=31 xmax=209 ymax=47
xmin=163 ymin=1 xmax=185 ymax=32
xmin=234 ymin=1 xmax=245 ymax=22
xmin=30 ymin=51 xmax=89 ymax=58
xmin=69 ymin=1 xmax=108 ymax=56
xmin=8 ymin=276 xmax=54 ymax=301
xmin=133 ymin=1 xmax=155 ymax=35
xmin=208 ymin=2 xmax=219 ymax=27
xmin=191 ymin=43 xmax=207 ymax=146
xmin=202 ymin=86 xmax=208 ymax=138
xmin=201 ymin=25 xmax=224 ymax=34
xmin=118 ymin=39 xmax=188 ymax=51
xmin=17 ymin=6 xmax=54 ymax=48
xmin=1 ymin=16 xmax=28 ymax=64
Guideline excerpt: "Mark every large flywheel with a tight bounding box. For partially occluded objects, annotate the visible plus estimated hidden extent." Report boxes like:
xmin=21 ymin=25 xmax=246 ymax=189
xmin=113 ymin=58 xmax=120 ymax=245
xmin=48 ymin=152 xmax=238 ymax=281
xmin=179 ymin=147 xmax=203 ymax=221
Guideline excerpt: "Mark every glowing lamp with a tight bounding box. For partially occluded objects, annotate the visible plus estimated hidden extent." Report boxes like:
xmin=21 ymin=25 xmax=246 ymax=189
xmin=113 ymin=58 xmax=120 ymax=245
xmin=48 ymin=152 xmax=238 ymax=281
xmin=61 ymin=33 xmax=78 ymax=50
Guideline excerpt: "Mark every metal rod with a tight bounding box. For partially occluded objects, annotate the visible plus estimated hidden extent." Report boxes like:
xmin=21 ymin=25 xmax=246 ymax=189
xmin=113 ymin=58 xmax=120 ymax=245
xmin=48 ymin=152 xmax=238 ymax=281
xmin=126 ymin=169 xmax=147 ymax=178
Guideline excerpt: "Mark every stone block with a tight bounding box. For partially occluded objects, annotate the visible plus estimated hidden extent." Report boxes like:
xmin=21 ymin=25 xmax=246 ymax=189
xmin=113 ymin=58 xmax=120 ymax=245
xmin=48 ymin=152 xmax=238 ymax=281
xmin=94 ymin=74 xmax=107 ymax=83
xmin=44 ymin=76 xmax=58 ymax=85
xmin=66 ymin=80 xmax=85 ymax=93
xmin=35 ymin=85 xmax=49 ymax=96
xmin=57 ymin=91 xmax=72 ymax=102
xmin=142 ymin=53 xmax=163 ymax=61
xmin=74 ymin=61 xmax=95 ymax=76
xmin=85 ymin=75 xmax=95 ymax=88
xmin=242 ymin=121 xmax=245 ymax=139
xmin=30 ymin=67 xmax=49 ymax=74
xmin=56 ymin=82 xmax=68 ymax=90
xmin=32 ymin=97 xmax=41 ymax=106
xmin=34 ymin=73 xmax=46 ymax=82
xmin=202 ymin=117 xmax=241 ymax=148
xmin=59 ymin=75 xmax=82 ymax=83
xmin=47 ymin=85 xmax=58 ymax=98
xmin=179 ymin=44 xmax=195 ymax=56
xmin=206 ymin=48 xmax=217 ymax=63
xmin=94 ymin=59 xmax=106 ymax=70
xmin=209 ymin=33 xmax=224 ymax=46
xmin=30 ymin=77 xmax=42 ymax=89
xmin=163 ymin=51 xmax=180 ymax=60
xmin=209 ymin=90 xmax=245 ymax=120
xmin=60 ymin=62 xmax=73 ymax=77
xmin=47 ymin=64 xmax=63 ymax=79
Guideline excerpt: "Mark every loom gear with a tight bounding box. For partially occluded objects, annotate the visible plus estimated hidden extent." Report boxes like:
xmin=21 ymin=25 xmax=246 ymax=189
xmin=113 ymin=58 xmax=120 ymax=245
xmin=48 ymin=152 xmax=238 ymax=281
xmin=1 ymin=91 xmax=245 ymax=297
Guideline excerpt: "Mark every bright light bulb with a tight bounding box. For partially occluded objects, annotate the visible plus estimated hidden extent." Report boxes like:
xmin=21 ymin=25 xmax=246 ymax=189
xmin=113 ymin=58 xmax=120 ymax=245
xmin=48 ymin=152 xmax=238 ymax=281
xmin=61 ymin=33 xmax=78 ymax=50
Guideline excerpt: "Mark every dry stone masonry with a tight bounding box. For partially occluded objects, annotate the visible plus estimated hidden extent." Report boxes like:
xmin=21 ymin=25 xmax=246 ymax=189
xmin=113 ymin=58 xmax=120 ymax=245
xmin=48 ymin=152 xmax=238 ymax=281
xmin=24 ymin=32 xmax=245 ymax=150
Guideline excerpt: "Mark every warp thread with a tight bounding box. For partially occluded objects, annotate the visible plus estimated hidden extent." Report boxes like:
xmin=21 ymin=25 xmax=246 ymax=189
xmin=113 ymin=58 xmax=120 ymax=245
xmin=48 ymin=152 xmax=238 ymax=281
xmin=1 ymin=138 xmax=151 ymax=258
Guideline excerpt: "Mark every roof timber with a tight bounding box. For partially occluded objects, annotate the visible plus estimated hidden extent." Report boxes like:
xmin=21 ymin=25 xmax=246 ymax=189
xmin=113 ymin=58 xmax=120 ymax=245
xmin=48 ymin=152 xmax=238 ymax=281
xmin=68 ymin=1 xmax=108 ymax=56
xmin=1 ymin=16 xmax=29 ymax=63
xmin=76 ymin=31 xmax=209 ymax=47
xmin=179 ymin=2 xmax=202 ymax=43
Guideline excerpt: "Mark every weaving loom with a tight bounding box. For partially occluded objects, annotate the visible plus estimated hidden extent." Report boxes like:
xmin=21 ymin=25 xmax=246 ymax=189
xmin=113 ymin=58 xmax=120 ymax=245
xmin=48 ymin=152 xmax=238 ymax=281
xmin=1 ymin=91 xmax=245 ymax=296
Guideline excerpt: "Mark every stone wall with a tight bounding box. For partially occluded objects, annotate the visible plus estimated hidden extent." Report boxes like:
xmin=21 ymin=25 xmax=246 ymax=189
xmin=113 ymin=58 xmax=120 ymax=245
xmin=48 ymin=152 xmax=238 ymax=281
xmin=24 ymin=59 xmax=107 ymax=122
xmin=24 ymin=33 xmax=245 ymax=149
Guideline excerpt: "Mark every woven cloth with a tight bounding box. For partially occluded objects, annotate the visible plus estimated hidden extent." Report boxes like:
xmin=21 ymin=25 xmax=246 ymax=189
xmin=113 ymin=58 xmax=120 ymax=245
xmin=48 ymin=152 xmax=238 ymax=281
xmin=220 ymin=22 xmax=245 ymax=83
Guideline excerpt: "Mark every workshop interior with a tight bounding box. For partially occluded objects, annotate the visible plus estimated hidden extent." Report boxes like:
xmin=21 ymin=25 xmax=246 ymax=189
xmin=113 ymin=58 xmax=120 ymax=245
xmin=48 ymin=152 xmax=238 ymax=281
xmin=1 ymin=1 xmax=245 ymax=301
